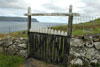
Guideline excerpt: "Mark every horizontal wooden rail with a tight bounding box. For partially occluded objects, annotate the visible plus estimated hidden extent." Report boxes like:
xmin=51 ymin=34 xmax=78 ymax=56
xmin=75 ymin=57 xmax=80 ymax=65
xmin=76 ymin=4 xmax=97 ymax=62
xmin=24 ymin=13 xmax=80 ymax=16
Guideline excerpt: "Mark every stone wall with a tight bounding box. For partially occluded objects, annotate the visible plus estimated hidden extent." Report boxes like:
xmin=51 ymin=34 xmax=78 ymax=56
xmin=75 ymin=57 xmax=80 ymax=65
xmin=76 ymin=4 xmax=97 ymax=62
xmin=0 ymin=37 xmax=27 ymax=57
xmin=0 ymin=34 xmax=100 ymax=66
xmin=70 ymin=34 xmax=100 ymax=66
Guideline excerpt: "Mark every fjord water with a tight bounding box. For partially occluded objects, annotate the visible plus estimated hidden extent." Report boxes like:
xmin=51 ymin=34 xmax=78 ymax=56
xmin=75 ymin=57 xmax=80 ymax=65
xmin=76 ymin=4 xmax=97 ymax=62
xmin=0 ymin=22 xmax=66 ymax=33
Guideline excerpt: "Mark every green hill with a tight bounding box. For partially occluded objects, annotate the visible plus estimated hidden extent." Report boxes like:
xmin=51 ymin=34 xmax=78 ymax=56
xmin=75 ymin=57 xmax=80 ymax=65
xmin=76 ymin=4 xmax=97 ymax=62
xmin=51 ymin=18 xmax=100 ymax=35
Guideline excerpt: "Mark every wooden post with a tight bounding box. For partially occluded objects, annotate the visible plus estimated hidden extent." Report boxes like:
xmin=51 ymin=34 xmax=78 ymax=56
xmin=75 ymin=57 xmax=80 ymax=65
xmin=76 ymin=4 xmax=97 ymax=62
xmin=27 ymin=7 xmax=31 ymax=57
xmin=28 ymin=7 xmax=31 ymax=32
xmin=67 ymin=5 xmax=73 ymax=36
xmin=67 ymin=5 xmax=73 ymax=67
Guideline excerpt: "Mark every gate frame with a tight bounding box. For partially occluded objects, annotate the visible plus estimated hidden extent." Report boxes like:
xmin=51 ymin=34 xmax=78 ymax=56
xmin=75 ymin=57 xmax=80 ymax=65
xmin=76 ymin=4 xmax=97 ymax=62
xmin=24 ymin=5 xmax=80 ymax=66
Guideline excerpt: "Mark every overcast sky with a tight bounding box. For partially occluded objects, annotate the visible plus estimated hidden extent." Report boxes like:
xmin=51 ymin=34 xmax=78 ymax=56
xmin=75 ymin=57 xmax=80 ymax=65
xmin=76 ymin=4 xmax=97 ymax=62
xmin=0 ymin=0 xmax=100 ymax=23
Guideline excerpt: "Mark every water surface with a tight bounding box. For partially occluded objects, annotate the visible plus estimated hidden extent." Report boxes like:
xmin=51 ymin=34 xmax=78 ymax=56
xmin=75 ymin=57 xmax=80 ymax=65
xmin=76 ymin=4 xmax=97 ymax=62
xmin=0 ymin=22 xmax=66 ymax=33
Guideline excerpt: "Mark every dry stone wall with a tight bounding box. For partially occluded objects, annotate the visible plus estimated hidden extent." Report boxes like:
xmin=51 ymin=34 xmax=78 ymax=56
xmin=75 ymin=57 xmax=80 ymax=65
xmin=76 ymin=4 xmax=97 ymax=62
xmin=0 ymin=34 xmax=100 ymax=66
xmin=0 ymin=37 xmax=27 ymax=57
xmin=70 ymin=34 xmax=100 ymax=66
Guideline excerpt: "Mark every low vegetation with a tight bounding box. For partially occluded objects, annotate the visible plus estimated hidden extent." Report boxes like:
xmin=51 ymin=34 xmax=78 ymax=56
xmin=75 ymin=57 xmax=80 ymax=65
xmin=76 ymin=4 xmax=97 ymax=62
xmin=0 ymin=30 xmax=27 ymax=38
xmin=0 ymin=53 xmax=24 ymax=67
xmin=0 ymin=18 xmax=100 ymax=38
xmin=51 ymin=18 xmax=100 ymax=36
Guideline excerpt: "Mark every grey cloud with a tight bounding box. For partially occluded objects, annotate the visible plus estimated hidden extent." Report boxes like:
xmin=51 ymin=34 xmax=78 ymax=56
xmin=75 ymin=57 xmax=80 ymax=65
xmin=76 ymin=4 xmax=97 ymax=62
xmin=6 ymin=0 xmax=17 ymax=2
xmin=0 ymin=0 xmax=27 ymax=9
xmin=80 ymin=0 xmax=100 ymax=16
xmin=42 ymin=3 xmax=67 ymax=12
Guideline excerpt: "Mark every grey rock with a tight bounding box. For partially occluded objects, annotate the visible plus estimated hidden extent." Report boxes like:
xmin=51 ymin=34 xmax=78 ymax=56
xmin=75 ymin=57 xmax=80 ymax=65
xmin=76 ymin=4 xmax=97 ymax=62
xmin=20 ymin=37 xmax=24 ymax=40
xmin=92 ymin=54 xmax=100 ymax=60
xmin=84 ymin=34 xmax=93 ymax=40
xmin=85 ymin=48 xmax=96 ymax=60
xmin=94 ymin=42 xmax=100 ymax=49
xmin=91 ymin=59 xmax=98 ymax=63
xmin=7 ymin=45 xmax=17 ymax=55
xmin=71 ymin=58 xmax=83 ymax=65
xmin=3 ymin=40 xmax=13 ymax=47
xmin=15 ymin=39 xmax=21 ymax=43
xmin=74 ymin=52 xmax=81 ymax=57
xmin=0 ymin=41 xmax=4 ymax=46
xmin=18 ymin=43 xmax=27 ymax=49
xmin=70 ymin=38 xmax=84 ymax=47
xmin=0 ymin=47 xmax=3 ymax=53
xmin=85 ymin=41 xmax=94 ymax=48
xmin=17 ymin=50 xmax=27 ymax=57
xmin=93 ymin=36 xmax=100 ymax=42
xmin=8 ymin=41 xmax=13 ymax=45
xmin=3 ymin=44 xmax=10 ymax=47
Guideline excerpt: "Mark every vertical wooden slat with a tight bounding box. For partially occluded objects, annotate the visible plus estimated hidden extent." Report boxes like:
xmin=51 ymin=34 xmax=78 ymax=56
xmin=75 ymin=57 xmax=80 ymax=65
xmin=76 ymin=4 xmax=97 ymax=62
xmin=40 ymin=34 xmax=42 ymax=58
xmin=44 ymin=34 xmax=47 ymax=60
xmin=46 ymin=34 xmax=49 ymax=61
xmin=59 ymin=36 xmax=63 ymax=63
xmin=63 ymin=36 xmax=69 ymax=64
xmin=56 ymin=36 xmax=60 ymax=63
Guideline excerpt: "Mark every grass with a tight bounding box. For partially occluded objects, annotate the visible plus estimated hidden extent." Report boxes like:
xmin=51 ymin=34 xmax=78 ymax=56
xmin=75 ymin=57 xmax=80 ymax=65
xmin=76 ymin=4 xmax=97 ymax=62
xmin=0 ymin=18 xmax=100 ymax=38
xmin=51 ymin=18 xmax=100 ymax=36
xmin=0 ymin=53 xmax=24 ymax=67
xmin=0 ymin=30 xmax=27 ymax=39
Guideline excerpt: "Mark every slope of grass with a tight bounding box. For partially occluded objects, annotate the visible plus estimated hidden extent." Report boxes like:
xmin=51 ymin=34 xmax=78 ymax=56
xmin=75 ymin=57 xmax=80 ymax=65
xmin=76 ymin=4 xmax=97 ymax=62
xmin=51 ymin=18 xmax=100 ymax=35
xmin=0 ymin=53 xmax=24 ymax=67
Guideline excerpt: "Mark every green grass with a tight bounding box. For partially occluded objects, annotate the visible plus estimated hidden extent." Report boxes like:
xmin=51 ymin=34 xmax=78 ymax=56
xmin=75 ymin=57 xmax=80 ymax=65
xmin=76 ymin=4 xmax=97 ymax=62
xmin=0 ymin=53 xmax=24 ymax=67
xmin=0 ymin=18 xmax=100 ymax=38
xmin=51 ymin=18 xmax=100 ymax=36
xmin=0 ymin=30 xmax=27 ymax=38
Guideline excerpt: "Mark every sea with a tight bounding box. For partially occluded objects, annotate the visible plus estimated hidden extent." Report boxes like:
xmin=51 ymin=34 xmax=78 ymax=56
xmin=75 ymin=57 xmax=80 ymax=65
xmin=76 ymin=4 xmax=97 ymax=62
xmin=0 ymin=21 xmax=66 ymax=33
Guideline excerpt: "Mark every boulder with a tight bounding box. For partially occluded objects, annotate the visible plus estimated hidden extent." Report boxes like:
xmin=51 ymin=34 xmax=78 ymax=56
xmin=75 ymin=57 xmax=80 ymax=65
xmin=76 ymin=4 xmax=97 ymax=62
xmin=3 ymin=40 xmax=13 ymax=47
xmin=84 ymin=34 xmax=93 ymax=40
xmin=93 ymin=36 xmax=100 ymax=42
xmin=20 ymin=37 xmax=24 ymax=40
xmin=71 ymin=58 xmax=83 ymax=65
xmin=85 ymin=41 xmax=94 ymax=48
xmin=85 ymin=48 xmax=96 ymax=60
xmin=7 ymin=45 xmax=18 ymax=55
xmin=17 ymin=50 xmax=27 ymax=57
xmin=70 ymin=38 xmax=84 ymax=47
xmin=17 ymin=43 xmax=27 ymax=49
xmin=91 ymin=59 xmax=98 ymax=63
xmin=94 ymin=42 xmax=100 ymax=50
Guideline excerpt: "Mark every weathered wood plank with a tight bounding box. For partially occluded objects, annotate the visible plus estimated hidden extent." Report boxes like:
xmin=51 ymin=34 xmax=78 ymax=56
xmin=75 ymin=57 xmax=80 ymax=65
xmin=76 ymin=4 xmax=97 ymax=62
xmin=25 ymin=13 xmax=80 ymax=16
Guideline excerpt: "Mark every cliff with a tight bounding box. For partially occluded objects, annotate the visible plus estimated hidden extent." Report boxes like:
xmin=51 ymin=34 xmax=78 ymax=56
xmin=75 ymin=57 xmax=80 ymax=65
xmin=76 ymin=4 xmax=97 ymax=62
xmin=0 ymin=16 xmax=39 ymax=22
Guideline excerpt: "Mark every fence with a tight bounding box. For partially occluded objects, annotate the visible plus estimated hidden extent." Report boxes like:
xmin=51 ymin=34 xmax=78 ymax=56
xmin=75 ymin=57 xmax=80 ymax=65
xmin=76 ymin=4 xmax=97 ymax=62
xmin=24 ymin=5 xmax=80 ymax=65
xmin=29 ymin=28 xmax=69 ymax=64
xmin=71 ymin=16 xmax=100 ymax=35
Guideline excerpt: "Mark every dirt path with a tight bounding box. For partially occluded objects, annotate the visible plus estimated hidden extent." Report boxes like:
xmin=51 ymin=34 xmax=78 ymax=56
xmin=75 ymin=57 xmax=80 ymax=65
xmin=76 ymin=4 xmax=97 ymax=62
xmin=23 ymin=58 xmax=60 ymax=67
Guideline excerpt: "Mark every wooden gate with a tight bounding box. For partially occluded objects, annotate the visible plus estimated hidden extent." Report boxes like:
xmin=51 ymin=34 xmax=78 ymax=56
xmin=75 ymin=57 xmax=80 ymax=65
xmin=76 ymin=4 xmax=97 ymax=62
xmin=24 ymin=5 xmax=79 ymax=65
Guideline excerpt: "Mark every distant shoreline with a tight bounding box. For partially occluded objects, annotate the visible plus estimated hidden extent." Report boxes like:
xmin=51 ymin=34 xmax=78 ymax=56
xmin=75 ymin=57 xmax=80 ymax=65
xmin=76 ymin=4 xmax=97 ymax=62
xmin=0 ymin=16 xmax=39 ymax=22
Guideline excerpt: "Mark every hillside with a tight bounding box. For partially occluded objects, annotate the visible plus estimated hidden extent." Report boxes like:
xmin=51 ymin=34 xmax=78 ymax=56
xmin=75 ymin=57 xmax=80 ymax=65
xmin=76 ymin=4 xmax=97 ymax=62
xmin=51 ymin=18 xmax=100 ymax=35
xmin=0 ymin=16 xmax=39 ymax=22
